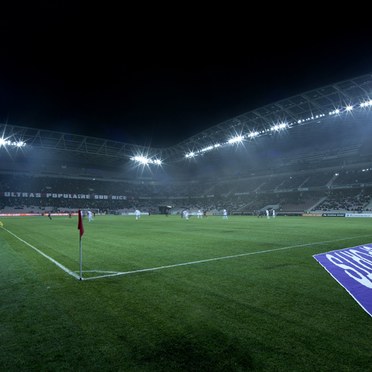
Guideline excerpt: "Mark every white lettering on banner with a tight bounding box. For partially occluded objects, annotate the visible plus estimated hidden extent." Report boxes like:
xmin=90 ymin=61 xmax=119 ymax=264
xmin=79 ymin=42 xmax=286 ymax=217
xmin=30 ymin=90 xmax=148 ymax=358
xmin=11 ymin=192 xmax=21 ymax=197
xmin=45 ymin=193 xmax=88 ymax=199
xmin=345 ymin=213 xmax=372 ymax=218
xmin=94 ymin=195 xmax=108 ymax=200
xmin=341 ymin=249 xmax=372 ymax=271
xmin=2 ymin=191 xmax=128 ymax=200
xmin=361 ymin=245 xmax=372 ymax=256
xmin=4 ymin=192 xmax=41 ymax=198
xmin=326 ymin=254 xmax=372 ymax=288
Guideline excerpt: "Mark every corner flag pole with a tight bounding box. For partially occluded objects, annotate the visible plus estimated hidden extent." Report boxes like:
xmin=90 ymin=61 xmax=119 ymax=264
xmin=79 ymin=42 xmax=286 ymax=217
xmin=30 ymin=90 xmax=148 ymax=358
xmin=77 ymin=210 xmax=85 ymax=280
xmin=79 ymin=236 xmax=83 ymax=280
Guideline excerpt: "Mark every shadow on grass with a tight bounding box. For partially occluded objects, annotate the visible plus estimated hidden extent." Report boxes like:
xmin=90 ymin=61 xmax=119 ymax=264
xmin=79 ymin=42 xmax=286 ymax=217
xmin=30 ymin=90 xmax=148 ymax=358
xmin=132 ymin=325 xmax=254 ymax=371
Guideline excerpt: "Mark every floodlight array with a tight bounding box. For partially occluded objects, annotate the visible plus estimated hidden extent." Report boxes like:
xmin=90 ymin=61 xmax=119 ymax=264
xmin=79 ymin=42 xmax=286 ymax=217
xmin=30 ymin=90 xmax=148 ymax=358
xmin=185 ymin=123 xmax=288 ymax=159
xmin=184 ymin=98 xmax=372 ymax=160
xmin=130 ymin=155 xmax=162 ymax=166
xmin=0 ymin=137 xmax=26 ymax=148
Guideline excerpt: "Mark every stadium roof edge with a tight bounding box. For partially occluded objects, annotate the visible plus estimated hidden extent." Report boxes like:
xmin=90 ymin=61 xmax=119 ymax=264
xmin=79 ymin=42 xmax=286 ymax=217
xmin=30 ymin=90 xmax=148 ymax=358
xmin=1 ymin=72 xmax=372 ymax=163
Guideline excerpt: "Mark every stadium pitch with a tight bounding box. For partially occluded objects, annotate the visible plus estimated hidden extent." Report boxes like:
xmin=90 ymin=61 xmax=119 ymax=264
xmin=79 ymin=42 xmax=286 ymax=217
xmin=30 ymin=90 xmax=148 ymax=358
xmin=1 ymin=214 xmax=371 ymax=370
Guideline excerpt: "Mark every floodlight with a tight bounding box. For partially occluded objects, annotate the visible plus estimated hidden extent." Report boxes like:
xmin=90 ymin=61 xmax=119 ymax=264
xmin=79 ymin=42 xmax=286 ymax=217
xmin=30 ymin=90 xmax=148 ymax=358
xmin=0 ymin=137 xmax=26 ymax=148
xmin=270 ymin=123 xmax=287 ymax=132
xmin=248 ymin=131 xmax=259 ymax=138
xmin=185 ymin=152 xmax=195 ymax=158
xmin=130 ymin=154 xmax=163 ymax=166
xmin=227 ymin=135 xmax=244 ymax=144
xmin=360 ymin=100 xmax=372 ymax=107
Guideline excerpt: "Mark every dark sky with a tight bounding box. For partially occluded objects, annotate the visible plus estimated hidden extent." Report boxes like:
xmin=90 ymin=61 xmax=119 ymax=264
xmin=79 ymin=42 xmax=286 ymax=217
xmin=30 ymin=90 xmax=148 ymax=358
xmin=1 ymin=4 xmax=372 ymax=148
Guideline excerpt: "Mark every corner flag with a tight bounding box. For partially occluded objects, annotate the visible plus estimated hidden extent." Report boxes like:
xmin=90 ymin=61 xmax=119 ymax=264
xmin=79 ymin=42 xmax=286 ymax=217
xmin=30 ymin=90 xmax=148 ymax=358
xmin=77 ymin=210 xmax=85 ymax=280
xmin=78 ymin=210 xmax=84 ymax=238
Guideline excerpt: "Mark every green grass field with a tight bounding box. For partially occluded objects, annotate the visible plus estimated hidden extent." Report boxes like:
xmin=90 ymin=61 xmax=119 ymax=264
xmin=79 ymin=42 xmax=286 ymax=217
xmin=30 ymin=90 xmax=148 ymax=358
xmin=1 ymin=214 xmax=371 ymax=371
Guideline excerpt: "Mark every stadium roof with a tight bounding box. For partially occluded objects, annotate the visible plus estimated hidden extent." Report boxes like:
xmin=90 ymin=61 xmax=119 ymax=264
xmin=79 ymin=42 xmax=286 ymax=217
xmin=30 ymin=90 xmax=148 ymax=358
xmin=1 ymin=73 xmax=372 ymax=166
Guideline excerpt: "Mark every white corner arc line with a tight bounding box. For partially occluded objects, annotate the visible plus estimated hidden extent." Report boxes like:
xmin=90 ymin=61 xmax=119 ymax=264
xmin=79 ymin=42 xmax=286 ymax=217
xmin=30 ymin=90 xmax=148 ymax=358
xmin=2 ymin=227 xmax=80 ymax=280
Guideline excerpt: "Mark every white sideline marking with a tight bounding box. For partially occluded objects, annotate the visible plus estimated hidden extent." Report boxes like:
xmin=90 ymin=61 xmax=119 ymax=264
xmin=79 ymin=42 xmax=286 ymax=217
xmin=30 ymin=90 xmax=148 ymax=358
xmin=83 ymin=234 xmax=372 ymax=281
xmin=2 ymin=226 xmax=80 ymax=280
xmin=2 ymin=225 xmax=372 ymax=281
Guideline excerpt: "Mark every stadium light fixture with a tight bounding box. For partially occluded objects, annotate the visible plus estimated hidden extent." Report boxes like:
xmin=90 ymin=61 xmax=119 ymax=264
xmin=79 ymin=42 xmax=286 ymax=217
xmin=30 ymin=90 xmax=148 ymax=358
xmin=130 ymin=154 xmax=163 ymax=166
xmin=0 ymin=137 xmax=26 ymax=148
xmin=270 ymin=123 xmax=287 ymax=132
xmin=227 ymin=135 xmax=244 ymax=144
xmin=329 ymin=109 xmax=341 ymax=116
xmin=185 ymin=143 xmax=221 ymax=159
xmin=247 ymin=131 xmax=259 ymax=139
xmin=185 ymin=151 xmax=195 ymax=158
xmin=200 ymin=145 xmax=214 ymax=152
xmin=360 ymin=100 xmax=372 ymax=107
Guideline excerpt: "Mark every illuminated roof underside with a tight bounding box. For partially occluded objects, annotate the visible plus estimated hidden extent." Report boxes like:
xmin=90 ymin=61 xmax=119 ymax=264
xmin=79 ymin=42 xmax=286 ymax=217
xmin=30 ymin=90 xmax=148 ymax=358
xmin=1 ymin=73 xmax=372 ymax=165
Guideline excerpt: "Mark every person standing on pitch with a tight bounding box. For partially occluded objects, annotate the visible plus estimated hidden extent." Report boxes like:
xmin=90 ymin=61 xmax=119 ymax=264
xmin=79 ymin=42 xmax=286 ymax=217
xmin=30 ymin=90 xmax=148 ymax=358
xmin=223 ymin=209 xmax=228 ymax=219
xmin=135 ymin=209 xmax=141 ymax=220
xmin=88 ymin=210 xmax=93 ymax=222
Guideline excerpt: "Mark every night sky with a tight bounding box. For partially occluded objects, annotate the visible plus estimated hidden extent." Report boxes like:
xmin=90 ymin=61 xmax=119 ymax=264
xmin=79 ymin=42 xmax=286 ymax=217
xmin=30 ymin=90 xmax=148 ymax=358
xmin=1 ymin=4 xmax=372 ymax=148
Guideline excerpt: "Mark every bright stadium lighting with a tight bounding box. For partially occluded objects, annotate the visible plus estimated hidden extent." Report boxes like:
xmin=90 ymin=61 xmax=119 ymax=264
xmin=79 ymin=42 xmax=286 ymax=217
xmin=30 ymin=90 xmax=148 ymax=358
xmin=130 ymin=154 xmax=162 ymax=166
xmin=181 ymin=92 xmax=372 ymax=162
xmin=132 ymin=155 xmax=149 ymax=165
xmin=270 ymin=123 xmax=287 ymax=132
xmin=200 ymin=145 xmax=213 ymax=152
xmin=0 ymin=136 xmax=26 ymax=148
xmin=329 ymin=109 xmax=341 ymax=115
xmin=345 ymin=105 xmax=353 ymax=111
xmin=185 ymin=151 xmax=196 ymax=158
xmin=248 ymin=131 xmax=259 ymax=139
xmin=227 ymin=135 xmax=244 ymax=144
xmin=360 ymin=99 xmax=372 ymax=107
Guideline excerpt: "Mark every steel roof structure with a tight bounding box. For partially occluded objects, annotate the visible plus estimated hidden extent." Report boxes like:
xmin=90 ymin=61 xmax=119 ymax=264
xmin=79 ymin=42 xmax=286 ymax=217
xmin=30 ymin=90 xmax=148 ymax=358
xmin=166 ymin=73 xmax=372 ymax=160
xmin=1 ymin=73 xmax=372 ymax=166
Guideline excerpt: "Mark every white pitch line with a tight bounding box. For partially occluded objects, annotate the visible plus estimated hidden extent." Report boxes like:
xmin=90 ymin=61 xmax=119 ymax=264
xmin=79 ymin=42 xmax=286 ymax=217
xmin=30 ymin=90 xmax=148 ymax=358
xmin=83 ymin=234 xmax=372 ymax=280
xmin=2 ymin=225 xmax=372 ymax=281
xmin=2 ymin=226 xmax=80 ymax=280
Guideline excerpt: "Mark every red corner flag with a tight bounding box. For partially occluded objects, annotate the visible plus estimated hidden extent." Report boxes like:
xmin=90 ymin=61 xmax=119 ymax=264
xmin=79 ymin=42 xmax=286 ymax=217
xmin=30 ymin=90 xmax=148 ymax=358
xmin=78 ymin=210 xmax=84 ymax=238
